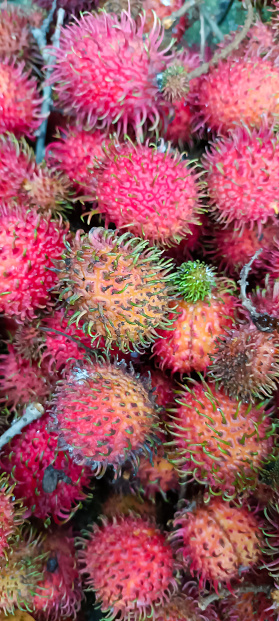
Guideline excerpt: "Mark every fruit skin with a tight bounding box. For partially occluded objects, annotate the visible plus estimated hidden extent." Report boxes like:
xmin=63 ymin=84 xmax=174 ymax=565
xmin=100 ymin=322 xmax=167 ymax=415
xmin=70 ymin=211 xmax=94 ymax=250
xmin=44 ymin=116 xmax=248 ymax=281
xmin=209 ymin=323 xmax=279 ymax=402
xmin=33 ymin=530 xmax=83 ymax=621
xmin=191 ymin=58 xmax=279 ymax=136
xmin=95 ymin=141 xmax=203 ymax=246
xmin=168 ymin=379 xmax=273 ymax=497
xmin=170 ymin=498 xmax=263 ymax=591
xmin=54 ymin=227 xmax=175 ymax=353
xmin=0 ymin=60 xmax=41 ymax=138
xmin=48 ymin=358 xmax=160 ymax=474
xmin=45 ymin=126 xmax=110 ymax=196
xmin=0 ymin=5 xmax=44 ymax=66
xmin=221 ymin=590 xmax=275 ymax=621
xmin=0 ymin=204 xmax=69 ymax=322
xmin=102 ymin=493 xmax=156 ymax=519
xmin=153 ymin=285 xmax=237 ymax=374
xmin=0 ymin=476 xmax=25 ymax=560
xmin=137 ymin=447 xmax=179 ymax=500
xmin=203 ymin=125 xmax=279 ymax=232
xmin=154 ymin=584 xmax=219 ymax=621
xmin=0 ymin=414 xmax=91 ymax=523
xmin=79 ymin=514 xmax=179 ymax=620
xmin=0 ymin=344 xmax=51 ymax=412
xmin=48 ymin=11 xmax=174 ymax=142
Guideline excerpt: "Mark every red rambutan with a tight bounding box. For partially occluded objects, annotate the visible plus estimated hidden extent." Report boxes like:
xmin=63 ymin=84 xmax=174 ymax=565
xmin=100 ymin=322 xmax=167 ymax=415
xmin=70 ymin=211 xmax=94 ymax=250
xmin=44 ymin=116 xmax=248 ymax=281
xmin=0 ymin=5 xmax=44 ymax=66
xmin=0 ymin=475 xmax=25 ymax=559
xmin=94 ymin=141 xmax=204 ymax=246
xmin=170 ymin=498 xmax=263 ymax=591
xmin=0 ymin=60 xmax=41 ymax=138
xmin=79 ymin=514 xmax=179 ymax=620
xmin=0 ymin=414 xmax=91 ymax=522
xmin=48 ymin=11 xmax=174 ymax=141
xmin=0 ymin=344 xmax=51 ymax=412
xmin=137 ymin=447 xmax=179 ymax=499
xmin=0 ymin=204 xmax=69 ymax=322
xmin=48 ymin=358 xmax=160 ymax=474
xmin=203 ymin=125 xmax=279 ymax=232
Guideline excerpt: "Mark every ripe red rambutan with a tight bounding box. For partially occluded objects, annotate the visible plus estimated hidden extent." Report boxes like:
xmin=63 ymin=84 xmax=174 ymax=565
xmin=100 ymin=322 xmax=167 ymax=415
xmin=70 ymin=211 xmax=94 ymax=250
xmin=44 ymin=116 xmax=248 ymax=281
xmin=0 ymin=60 xmax=41 ymax=138
xmin=48 ymin=11 xmax=174 ymax=141
xmin=137 ymin=447 xmax=179 ymax=500
xmin=33 ymin=529 xmax=83 ymax=620
xmin=203 ymin=125 xmax=279 ymax=232
xmin=0 ymin=204 xmax=69 ymax=322
xmin=0 ymin=344 xmax=51 ymax=412
xmin=170 ymin=498 xmax=263 ymax=591
xmin=164 ymin=215 xmax=207 ymax=264
xmin=0 ymin=414 xmax=91 ymax=522
xmin=153 ymin=261 xmax=237 ymax=374
xmin=0 ymin=5 xmax=44 ymax=66
xmin=168 ymin=378 xmax=273 ymax=497
xmin=192 ymin=57 xmax=279 ymax=136
xmin=217 ymin=20 xmax=276 ymax=63
xmin=209 ymin=323 xmax=279 ymax=402
xmin=46 ymin=126 xmax=110 ymax=197
xmin=54 ymin=227 xmax=175 ymax=352
xmin=94 ymin=141 xmax=204 ymax=246
xmin=141 ymin=367 xmax=175 ymax=412
xmin=79 ymin=514 xmax=179 ymax=620
xmin=48 ymin=358 xmax=160 ymax=474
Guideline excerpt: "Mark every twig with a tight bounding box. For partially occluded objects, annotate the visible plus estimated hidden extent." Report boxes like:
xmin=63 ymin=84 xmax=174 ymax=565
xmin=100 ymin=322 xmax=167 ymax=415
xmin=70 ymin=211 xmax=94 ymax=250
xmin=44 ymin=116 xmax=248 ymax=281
xmin=198 ymin=583 xmax=272 ymax=611
xmin=199 ymin=8 xmax=206 ymax=61
xmin=238 ymin=248 xmax=263 ymax=319
xmin=32 ymin=4 xmax=65 ymax=163
xmin=162 ymin=0 xmax=203 ymax=29
xmin=203 ymin=7 xmax=224 ymax=41
xmin=0 ymin=403 xmax=44 ymax=451
xmin=218 ymin=0 xmax=235 ymax=26
xmin=188 ymin=0 xmax=254 ymax=80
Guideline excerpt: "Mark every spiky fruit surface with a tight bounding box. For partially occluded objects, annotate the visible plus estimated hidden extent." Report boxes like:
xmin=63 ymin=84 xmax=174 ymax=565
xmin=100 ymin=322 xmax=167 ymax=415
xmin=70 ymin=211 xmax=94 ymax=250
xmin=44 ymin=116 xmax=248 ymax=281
xmin=192 ymin=58 xmax=279 ymax=135
xmin=164 ymin=216 xmax=207 ymax=264
xmin=102 ymin=493 xmax=156 ymax=519
xmin=0 ymin=530 xmax=44 ymax=614
xmin=137 ymin=447 xmax=179 ymax=499
xmin=49 ymin=359 xmax=159 ymax=473
xmin=168 ymin=380 xmax=273 ymax=496
xmin=209 ymin=324 xmax=279 ymax=402
xmin=0 ymin=344 xmax=51 ymax=411
xmin=171 ymin=498 xmax=263 ymax=590
xmin=155 ymin=586 xmax=219 ymax=621
xmin=46 ymin=127 xmax=109 ymax=196
xmin=153 ymin=263 xmax=237 ymax=374
xmin=0 ymin=205 xmax=69 ymax=321
xmin=22 ymin=167 xmax=72 ymax=216
xmin=0 ymin=60 xmax=41 ymax=137
xmin=217 ymin=20 xmax=275 ymax=63
xmin=49 ymin=11 xmax=173 ymax=141
xmin=142 ymin=367 xmax=175 ymax=411
xmin=0 ymin=477 xmax=24 ymax=559
xmin=221 ymin=591 xmax=275 ymax=621
xmin=0 ymin=5 xmax=43 ymax=64
xmin=0 ymin=415 xmax=91 ymax=522
xmin=203 ymin=126 xmax=279 ymax=231
xmin=33 ymin=530 xmax=83 ymax=621
xmin=95 ymin=141 xmax=203 ymax=246
xmin=55 ymin=227 xmax=175 ymax=352
xmin=142 ymin=0 xmax=186 ymax=41
xmin=79 ymin=515 xmax=178 ymax=620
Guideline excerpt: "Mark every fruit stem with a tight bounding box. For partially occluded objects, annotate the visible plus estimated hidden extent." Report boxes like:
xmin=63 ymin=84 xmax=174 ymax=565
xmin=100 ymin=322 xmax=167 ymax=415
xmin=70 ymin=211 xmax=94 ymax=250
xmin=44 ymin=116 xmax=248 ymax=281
xmin=0 ymin=402 xmax=44 ymax=450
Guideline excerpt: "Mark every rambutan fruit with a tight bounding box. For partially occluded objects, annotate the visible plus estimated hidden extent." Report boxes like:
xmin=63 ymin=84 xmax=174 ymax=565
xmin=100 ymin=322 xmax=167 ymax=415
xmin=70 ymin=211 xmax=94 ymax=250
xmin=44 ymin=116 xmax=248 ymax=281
xmin=209 ymin=323 xmax=279 ymax=402
xmin=0 ymin=5 xmax=44 ymax=66
xmin=0 ymin=414 xmax=91 ymax=522
xmin=221 ymin=590 xmax=275 ymax=621
xmin=33 ymin=529 xmax=83 ymax=621
xmin=48 ymin=358 xmax=160 ymax=474
xmin=0 ymin=60 xmax=41 ymax=138
xmin=0 ymin=204 xmax=69 ymax=322
xmin=141 ymin=367 xmax=175 ymax=413
xmin=79 ymin=514 xmax=179 ymax=620
xmin=45 ymin=126 xmax=110 ymax=197
xmin=21 ymin=166 xmax=72 ymax=216
xmin=155 ymin=585 xmax=219 ymax=621
xmin=153 ymin=260 xmax=237 ymax=375
xmin=141 ymin=0 xmax=187 ymax=42
xmin=0 ymin=612 xmax=36 ymax=621
xmin=94 ymin=140 xmax=203 ymax=246
xmin=0 ymin=344 xmax=51 ymax=411
xmin=54 ymin=227 xmax=175 ymax=352
xmin=164 ymin=215 xmax=207 ymax=264
xmin=137 ymin=447 xmax=179 ymax=500
xmin=0 ymin=475 xmax=25 ymax=559
xmin=102 ymin=492 xmax=156 ymax=519
xmin=261 ymin=503 xmax=279 ymax=580
xmin=192 ymin=57 xmax=279 ymax=136
xmin=203 ymin=125 xmax=279 ymax=232
xmin=48 ymin=10 xmax=174 ymax=142
xmin=170 ymin=498 xmax=263 ymax=590
xmin=168 ymin=378 xmax=273 ymax=497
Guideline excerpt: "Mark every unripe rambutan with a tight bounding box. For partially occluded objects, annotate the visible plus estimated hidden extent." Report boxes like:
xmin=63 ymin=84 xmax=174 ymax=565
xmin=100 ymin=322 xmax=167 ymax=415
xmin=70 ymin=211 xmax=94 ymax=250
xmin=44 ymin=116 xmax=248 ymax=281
xmin=54 ymin=227 xmax=175 ymax=352
xmin=94 ymin=141 xmax=203 ymax=246
xmin=153 ymin=261 xmax=237 ymax=374
xmin=0 ymin=204 xmax=69 ymax=322
xmin=203 ymin=125 xmax=279 ymax=231
xmin=0 ymin=414 xmax=91 ymax=522
xmin=209 ymin=324 xmax=279 ymax=402
xmin=170 ymin=498 xmax=263 ymax=590
xmin=0 ymin=60 xmax=41 ymax=138
xmin=48 ymin=11 xmax=174 ymax=141
xmin=192 ymin=58 xmax=279 ymax=135
xmin=102 ymin=493 xmax=156 ymax=519
xmin=46 ymin=126 xmax=110 ymax=197
xmin=168 ymin=379 xmax=273 ymax=497
xmin=79 ymin=514 xmax=179 ymax=620
xmin=0 ymin=5 xmax=44 ymax=66
xmin=48 ymin=358 xmax=160 ymax=474
xmin=0 ymin=344 xmax=51 ymax=411
xmin=33 ymin=530 xmax=83 ymax=621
